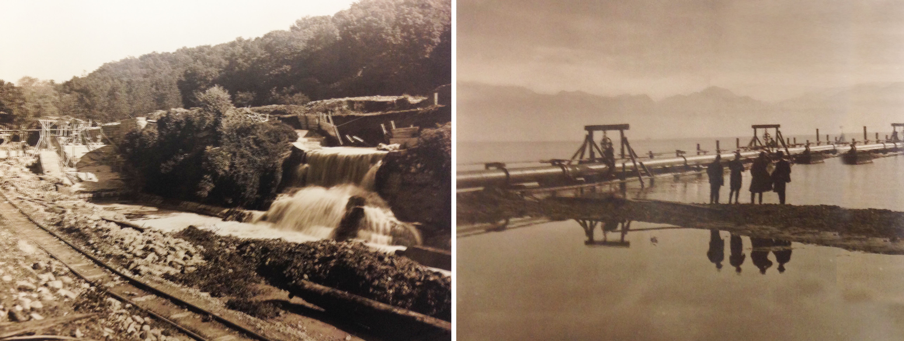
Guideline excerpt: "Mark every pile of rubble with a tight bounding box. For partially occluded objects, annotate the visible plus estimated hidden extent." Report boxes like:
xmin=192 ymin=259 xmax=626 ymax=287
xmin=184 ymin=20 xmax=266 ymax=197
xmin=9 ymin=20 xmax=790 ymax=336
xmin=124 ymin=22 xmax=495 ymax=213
xmin=0 ymin=229 xmax=183 ymax=340
xmin=1 ymin=158 xmax=207 ymax=281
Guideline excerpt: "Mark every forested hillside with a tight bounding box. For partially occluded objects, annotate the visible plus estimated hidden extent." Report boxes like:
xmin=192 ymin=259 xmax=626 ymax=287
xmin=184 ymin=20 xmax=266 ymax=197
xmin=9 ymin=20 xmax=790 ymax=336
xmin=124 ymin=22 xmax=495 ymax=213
xmin=0 ymin=0 xmax=450 ymax=124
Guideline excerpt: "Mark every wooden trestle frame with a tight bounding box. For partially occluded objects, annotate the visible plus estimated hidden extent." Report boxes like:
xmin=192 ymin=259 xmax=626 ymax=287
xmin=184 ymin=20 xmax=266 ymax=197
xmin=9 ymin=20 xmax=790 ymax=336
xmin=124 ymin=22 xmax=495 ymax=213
xmin=892 ymin=123 xmax=904 ymax=142
xmin=747 ymin=124 xmax=790 ymax=155
xmin=567 ymin=124 xmax=653 ymax=188
xmin=35 ymin=117 xmax=103 ymax=167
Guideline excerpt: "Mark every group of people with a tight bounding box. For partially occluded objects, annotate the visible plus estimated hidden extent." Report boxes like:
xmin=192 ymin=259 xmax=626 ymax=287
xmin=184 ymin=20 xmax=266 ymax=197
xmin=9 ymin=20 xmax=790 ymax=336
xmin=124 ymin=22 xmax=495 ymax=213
xmin=707 ymin=151 xmax=791 ymax=204
xmin=708 ymin=230 xmax=792 ymax=274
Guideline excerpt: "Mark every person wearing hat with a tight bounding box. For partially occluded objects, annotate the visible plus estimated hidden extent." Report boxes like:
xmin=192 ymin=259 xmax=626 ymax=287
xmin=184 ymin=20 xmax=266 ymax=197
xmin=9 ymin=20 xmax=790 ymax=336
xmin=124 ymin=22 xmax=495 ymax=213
xmin=748 ymin=152 xmax=772 ymax=204
xmin=706 ymin=154 xmax=724 ymax=204
xmin=727 ymin=151 xmax=745 ymax=204
xmin=771 ymin=151 xmax=792 ymax=204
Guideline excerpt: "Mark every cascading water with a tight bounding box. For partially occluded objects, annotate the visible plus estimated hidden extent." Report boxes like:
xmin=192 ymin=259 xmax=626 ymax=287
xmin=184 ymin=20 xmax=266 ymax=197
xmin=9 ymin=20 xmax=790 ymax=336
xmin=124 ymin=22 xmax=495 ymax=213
xmin=256 ymin=185 xmax=418 ymax=245
xmin=299 ymin=147 xmax=386 ymax=190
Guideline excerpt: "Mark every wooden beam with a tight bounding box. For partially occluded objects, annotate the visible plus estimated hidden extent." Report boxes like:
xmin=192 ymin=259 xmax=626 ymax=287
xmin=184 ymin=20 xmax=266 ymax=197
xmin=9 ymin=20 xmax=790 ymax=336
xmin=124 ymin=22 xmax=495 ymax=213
xmin=584 ymin=124 xmax=629 ymax=131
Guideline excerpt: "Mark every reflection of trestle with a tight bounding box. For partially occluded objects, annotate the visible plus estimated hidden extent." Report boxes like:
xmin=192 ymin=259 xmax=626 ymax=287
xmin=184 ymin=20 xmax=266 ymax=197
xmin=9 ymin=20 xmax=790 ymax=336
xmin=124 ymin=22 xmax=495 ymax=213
xmin=577 ymin=219 xmax=631 ymax=247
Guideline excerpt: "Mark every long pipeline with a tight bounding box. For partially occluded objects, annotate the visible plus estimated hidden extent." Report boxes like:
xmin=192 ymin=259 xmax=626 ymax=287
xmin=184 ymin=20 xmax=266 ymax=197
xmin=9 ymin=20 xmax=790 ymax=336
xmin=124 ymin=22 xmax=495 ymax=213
xmin=457 ymin=142 xmax=903 ymax=189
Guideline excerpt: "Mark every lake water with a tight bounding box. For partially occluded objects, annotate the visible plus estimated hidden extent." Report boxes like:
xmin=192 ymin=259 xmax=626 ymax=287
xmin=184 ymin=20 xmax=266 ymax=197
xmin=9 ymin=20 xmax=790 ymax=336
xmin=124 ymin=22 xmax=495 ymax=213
xmin=457 ymin=140 xmax=904 ymax=340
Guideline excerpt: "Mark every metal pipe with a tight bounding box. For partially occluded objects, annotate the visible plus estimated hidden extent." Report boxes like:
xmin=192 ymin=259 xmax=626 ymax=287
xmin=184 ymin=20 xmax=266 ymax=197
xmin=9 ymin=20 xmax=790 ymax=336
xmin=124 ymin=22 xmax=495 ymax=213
xmin=457 ymin=142 xmax=902 ymax=189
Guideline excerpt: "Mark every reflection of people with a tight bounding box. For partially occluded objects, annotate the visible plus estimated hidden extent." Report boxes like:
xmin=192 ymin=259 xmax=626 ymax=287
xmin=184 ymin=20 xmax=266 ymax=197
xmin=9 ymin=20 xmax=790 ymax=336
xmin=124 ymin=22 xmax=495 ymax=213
xmin=771 ymin=151 xmax=792 ymax=204
xmin=773 ymin=239 xmax=792 ymax=273
xmin=750 ymin=238 xmax=774 ymax=274
xmin=749 ymin=152 xmax=772 ymax=204
xmin=728 ymin=152 xmax=744 ymax=204
xmin=707 ymin=229 xmax=724 ymax=270
xmin=729 ymin=233 xmax=745 ymax=273
xmin=707 ymin=155 xmax=724 ymax=204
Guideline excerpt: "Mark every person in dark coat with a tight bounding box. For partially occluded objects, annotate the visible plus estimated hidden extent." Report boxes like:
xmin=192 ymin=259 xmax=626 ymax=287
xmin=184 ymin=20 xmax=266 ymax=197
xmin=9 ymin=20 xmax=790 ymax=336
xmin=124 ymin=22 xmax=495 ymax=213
xmin=602 ymin=138 xmax=616 ymax=178
xmin=707 ymin=229 xmax=724 ymax=270
xmin=729 ymin=233 xmax=745 ymax=273
xmin=706 ymin=155 xmax=724 ymax=204
xmin=748 ymin=152 xmax=772 ymax=204
xmin=750 ymin=238 xmax=774 ymax=274
xmin=771 ymin=151 xmax=792 ymax=204
xmin=773 ymin=239 xmax=793 ymax=273
xmin=727 ymin=152 xmax=744 ymax=204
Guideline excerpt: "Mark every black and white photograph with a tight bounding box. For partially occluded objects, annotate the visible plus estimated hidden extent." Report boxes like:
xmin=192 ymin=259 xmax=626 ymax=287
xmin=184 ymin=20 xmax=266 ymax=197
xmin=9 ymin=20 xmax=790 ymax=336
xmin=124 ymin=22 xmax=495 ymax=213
xmin=457 ymin=1 xmax=904 ymax=340
xmin=0 ymin=1 xmax=450 ymax=340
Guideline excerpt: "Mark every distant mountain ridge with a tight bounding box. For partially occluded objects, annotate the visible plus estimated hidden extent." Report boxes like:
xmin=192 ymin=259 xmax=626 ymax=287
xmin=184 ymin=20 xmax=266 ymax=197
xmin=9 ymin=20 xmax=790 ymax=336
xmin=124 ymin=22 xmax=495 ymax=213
xmin=458 ymin=82 xmax=904 ymax=142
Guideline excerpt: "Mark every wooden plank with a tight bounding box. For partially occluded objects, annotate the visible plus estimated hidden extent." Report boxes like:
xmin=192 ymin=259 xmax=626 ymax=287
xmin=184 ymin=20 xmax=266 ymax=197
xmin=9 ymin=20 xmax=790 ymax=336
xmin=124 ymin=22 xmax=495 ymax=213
xmin=751 ymin=124 xmax=780 ymax=128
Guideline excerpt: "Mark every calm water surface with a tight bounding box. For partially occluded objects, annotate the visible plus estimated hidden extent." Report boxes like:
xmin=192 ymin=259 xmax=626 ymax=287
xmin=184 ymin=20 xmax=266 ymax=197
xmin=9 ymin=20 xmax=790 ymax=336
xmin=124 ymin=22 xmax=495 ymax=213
xmin=458 ymin=141 xmax=904 ymax=340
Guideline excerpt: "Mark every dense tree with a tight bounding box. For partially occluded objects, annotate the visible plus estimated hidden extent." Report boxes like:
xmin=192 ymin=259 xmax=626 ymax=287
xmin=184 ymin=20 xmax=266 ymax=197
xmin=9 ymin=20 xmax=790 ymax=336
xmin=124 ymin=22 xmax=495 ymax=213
xmin=17 ymin=77 xmax=61 ymax=119
xmin=0 ymin=80 xmax=28 ymax=125
xmin=58 ymin=0 xmax=450 ymax=122
xmin=121 ymin=87 xmax=297 ymax=209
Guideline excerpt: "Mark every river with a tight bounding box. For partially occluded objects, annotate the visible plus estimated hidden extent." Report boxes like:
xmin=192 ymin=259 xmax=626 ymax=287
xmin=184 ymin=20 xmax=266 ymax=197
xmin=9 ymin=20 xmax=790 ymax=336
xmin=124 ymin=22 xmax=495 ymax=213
xmin=457 ymin=140 xmax=904 ymax=340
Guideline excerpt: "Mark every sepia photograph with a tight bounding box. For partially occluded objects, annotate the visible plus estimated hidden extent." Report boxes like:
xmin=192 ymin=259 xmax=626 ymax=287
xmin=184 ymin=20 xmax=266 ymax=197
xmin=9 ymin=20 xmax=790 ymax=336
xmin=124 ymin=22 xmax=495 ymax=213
xmin=0 ymin=0 xmax=450 ymax=340
xmin=457 ymin=0 xmax=904 ymax=340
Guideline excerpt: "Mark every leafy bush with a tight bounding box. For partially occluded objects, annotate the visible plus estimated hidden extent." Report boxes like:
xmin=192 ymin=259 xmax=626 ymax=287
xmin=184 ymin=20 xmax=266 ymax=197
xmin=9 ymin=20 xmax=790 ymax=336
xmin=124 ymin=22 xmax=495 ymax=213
xmin=121 ymin=87 xmax=297 ymax=209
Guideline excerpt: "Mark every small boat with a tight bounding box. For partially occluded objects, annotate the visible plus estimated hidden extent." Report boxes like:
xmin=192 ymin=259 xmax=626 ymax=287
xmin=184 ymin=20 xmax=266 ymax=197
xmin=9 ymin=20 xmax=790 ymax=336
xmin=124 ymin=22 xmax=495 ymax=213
xmin=841 ymin=151 xmax=873 ymax=165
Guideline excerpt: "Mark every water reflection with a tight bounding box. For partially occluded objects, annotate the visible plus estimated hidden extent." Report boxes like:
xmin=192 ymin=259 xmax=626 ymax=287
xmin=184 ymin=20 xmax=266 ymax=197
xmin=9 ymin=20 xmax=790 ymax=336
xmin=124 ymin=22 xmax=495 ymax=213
xmin=729 ymin=233 xmax=745 ymax=273
xmin=707 ymin=229 xmax=724 ymax=270
xmin=577 ymin=219 xmax=631 ymax=247
xmin=572 ymin=221 xmax=797 ymax=274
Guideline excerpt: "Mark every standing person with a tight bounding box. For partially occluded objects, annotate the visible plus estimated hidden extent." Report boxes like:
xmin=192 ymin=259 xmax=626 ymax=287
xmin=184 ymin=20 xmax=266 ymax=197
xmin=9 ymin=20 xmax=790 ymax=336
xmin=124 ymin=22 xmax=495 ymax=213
xmin=771 ymin=151 xmax=791 ymax=204
xmin=748 ymin=152 xmax=772 ymax=204
xmin=706 ymin=155 xmax=724 ymax=203
xmin=728 ymin=152 xmax=744 ymax=204
xmin=603 ymin=138 xmax=616 ymax=178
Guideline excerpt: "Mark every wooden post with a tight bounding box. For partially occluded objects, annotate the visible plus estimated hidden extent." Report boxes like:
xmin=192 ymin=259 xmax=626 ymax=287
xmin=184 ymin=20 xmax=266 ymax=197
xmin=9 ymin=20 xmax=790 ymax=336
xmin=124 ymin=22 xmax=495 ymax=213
xmin=619 ymin=129 xmax=625 ymax=159
xmin=620 ymin=163 xmax=627 ymax=193
xmin=587 ymin=133 xmax=595 ymax=160
xmin=816 ymin=129 xmax=820 ymax=145
xmin=863 ymin=126 xmax=868 ymax=141
xmin=716 ymin=140 xmax=720 ymax=153
xmin=697 ymin=143 xmax=701 ymax=155
xmin=793 ymin=137 xmax=797 ymax=145
xmin=736 ymin=138 xmax=740 ymax=149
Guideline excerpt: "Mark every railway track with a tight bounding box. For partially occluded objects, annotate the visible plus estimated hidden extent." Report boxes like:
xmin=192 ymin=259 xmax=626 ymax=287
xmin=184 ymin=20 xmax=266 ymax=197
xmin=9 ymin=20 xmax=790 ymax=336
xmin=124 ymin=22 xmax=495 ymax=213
xmin=0 ymin=190 xmax=299 ymax=341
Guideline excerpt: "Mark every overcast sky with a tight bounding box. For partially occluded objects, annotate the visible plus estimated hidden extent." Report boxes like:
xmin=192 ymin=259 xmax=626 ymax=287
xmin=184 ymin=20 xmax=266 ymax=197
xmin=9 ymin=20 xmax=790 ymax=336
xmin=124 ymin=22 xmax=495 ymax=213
xmin=0 ymin=0 xmax=357 ymax=84
xmin=458 ymin=0 xmax=904 ymax=101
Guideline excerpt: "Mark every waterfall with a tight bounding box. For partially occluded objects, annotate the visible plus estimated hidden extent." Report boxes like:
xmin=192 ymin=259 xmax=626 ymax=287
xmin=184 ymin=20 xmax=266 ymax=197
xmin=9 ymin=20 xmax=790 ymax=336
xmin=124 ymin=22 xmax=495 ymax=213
xmin=257 ymin=185 xmax=416 ymax=245
xmin=301 ymin=147 xmax=387 ymax=188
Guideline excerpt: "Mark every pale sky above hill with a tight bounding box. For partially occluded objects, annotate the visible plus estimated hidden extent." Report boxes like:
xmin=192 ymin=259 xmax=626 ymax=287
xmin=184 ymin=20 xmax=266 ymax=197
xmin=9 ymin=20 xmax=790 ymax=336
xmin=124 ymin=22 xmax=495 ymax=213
xmin=458 ymin=0 xmax=904 ymax=101
xmin=0 ymin=0 xmax=357 ymax=84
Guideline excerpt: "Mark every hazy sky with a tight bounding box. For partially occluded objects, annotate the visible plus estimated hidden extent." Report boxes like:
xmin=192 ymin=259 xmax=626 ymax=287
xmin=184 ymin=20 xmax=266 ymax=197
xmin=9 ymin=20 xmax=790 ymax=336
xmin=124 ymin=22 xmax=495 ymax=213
xmin=458 ymin=0 xmax=904 ymax=101
xmin=0 ymin=0 xmax=357 ymax=84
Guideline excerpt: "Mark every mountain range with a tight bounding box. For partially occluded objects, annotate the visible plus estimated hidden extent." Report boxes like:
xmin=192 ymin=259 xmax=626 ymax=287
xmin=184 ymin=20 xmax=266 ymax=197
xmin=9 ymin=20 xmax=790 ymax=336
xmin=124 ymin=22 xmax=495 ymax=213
xmin=458 ymin=82 xmax=904 ymax=141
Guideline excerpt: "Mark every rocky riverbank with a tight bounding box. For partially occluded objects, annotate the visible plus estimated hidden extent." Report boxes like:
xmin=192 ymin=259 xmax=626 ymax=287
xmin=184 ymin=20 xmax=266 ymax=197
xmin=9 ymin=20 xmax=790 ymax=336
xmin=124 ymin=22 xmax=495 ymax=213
xmin=0 ymin=154 xmax=450 ymax=338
